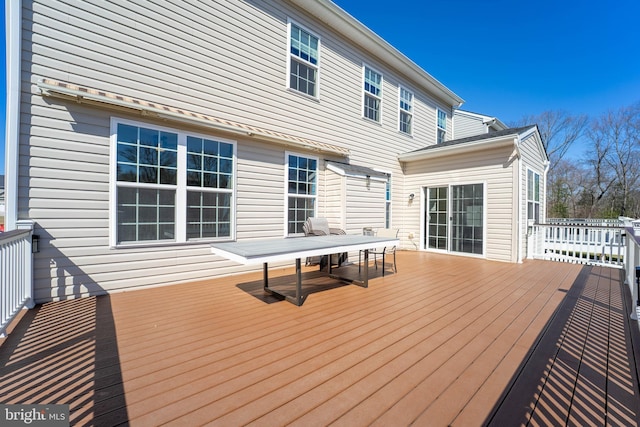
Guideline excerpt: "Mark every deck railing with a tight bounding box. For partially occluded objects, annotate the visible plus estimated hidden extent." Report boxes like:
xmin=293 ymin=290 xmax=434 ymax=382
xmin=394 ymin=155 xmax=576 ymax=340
xmin=528 ymin=222 xmax=625 ymax=268
xmin=624 ymin=227 xmax=640 ymax=321
xmin=0 ymin=220 xmax=35 ymax=337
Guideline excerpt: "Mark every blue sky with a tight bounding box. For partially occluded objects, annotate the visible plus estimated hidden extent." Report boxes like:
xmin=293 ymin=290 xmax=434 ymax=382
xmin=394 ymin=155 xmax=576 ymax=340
xmin=332 ymin=0 xmax=640 ymax=122
xmin=2 ymin=1 xmax=640 ymax=175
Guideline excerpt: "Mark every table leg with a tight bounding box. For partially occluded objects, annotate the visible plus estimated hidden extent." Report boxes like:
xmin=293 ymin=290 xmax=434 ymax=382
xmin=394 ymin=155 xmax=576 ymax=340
xmin=263 ymin=262 xmax=269 ymax=289
xmin=363 ymin=249 xmax=369 ymax=288
xmin=295 ymin=258 xmax=302 ymax=305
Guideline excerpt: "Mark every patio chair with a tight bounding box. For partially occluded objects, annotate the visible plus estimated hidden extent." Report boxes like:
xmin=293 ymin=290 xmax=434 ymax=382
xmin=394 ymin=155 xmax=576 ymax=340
xmin=302 ymin=217 xmax=348 ymax=268
xmin=369 ymin=228 xmax=399 ymax=276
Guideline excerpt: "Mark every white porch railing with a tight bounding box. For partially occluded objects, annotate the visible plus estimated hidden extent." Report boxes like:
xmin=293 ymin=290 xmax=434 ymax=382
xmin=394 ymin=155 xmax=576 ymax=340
xmin=624 ymin=226 xmax=640 ymax=322
xmin=528 ymin=223 xmax=625 ymax=268
xmin=0 ymin=220 xmax=35 ymax=337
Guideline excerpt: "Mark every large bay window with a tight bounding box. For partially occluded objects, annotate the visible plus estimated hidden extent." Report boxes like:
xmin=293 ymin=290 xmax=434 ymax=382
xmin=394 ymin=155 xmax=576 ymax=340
xmin=113 ymin=119 xmax=235 ymax=245
xmin=286 ymin=153 xmax=317 ymax=235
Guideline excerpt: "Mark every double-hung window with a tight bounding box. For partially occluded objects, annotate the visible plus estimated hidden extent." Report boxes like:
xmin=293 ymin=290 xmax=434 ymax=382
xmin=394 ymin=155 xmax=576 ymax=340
xmin=363 ymin=65 xmax=382 ymax=122
xmin=288 ymin=21 xmax=320 ymax=97
xmin=437 ymin=109 xmax=447 ymax=143
xmin=286 ymin=153 xmax=317 ymax=235
xmin=527 ymin=169 xmax=541 ymax=222
xmin=113 ymin=119 xmax=235 ymax=246
xmin=399 ymin=87 xmax=413 ymax=135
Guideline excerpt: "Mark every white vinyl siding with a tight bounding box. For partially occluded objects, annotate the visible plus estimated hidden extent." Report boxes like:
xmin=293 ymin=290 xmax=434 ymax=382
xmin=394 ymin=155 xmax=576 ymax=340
xmin=20 ymin=0 xmax=467 ymax=302
xmin=287 ymin=20 xmax=320 ymax=98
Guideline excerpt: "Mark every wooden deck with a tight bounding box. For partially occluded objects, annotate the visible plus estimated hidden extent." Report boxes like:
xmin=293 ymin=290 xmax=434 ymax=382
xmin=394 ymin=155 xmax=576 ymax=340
xmin=1 ymin=251 xmax=639 ymax=426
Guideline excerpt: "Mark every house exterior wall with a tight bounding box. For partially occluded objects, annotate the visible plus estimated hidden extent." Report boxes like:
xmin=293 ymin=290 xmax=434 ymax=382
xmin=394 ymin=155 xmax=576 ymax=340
xmin=18 ymin=0 xmax=461 ymax=301
xmin=344 ymin=177 xmax=387 ymax=235
xmin=403 ymin=144 xmax=519 ymax=263
xmin=453 ymin=111 xmax=489 ymax=139
xmin=518 ymin=132 xmax=548 ymax=258
xmin=453 ymin=110 xmax=507 ymax=139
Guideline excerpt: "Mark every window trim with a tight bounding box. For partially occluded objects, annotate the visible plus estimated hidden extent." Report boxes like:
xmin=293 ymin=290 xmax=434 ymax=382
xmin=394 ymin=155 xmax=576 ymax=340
xmin=398 ymin=86 xmax=413 ymax=135
xmin=109 ymin=117 xmax=237 ymax=248
xmin=286 ymin=19 xmax=321 ymax=99
xmin=437 ymin=108 xmax=447 ymax=143
xmin=362 ymin=63 xmax=383 ymax=123
xmin=284 ymin=151 xmax=319 ymax=237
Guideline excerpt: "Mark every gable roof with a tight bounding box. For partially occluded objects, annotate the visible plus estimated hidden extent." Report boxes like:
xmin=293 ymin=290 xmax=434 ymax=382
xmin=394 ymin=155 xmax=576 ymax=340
xmin=37 ymin=79 xmax=351 ymax=157
xmin=398 ymin=125 xmax=546 ymax=162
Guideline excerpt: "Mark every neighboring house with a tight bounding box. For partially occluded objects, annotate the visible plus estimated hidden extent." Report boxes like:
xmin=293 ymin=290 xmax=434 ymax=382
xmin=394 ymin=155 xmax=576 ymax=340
xmin=453 ymin=109 xmax=508 ymax=139
xmin=4 ymin=0 xmax=548 ymax=303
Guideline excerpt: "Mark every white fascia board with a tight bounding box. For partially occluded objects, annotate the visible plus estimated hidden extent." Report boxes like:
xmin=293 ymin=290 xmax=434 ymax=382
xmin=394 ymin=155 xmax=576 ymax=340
xmin=287 ymin=0 xmax=464 ymax=108
xmin=398 ymin=136 xmax=518 ymax=162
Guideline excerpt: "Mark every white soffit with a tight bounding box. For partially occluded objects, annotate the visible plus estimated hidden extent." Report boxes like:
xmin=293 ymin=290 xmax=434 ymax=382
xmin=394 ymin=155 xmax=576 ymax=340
xmin=37 ymin=79 xmax=350 ymax=157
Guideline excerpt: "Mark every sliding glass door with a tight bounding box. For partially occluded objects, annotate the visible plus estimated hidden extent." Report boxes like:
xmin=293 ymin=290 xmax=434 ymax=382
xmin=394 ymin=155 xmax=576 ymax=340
xmin=425 ymin=183 xmax=484 ymax=255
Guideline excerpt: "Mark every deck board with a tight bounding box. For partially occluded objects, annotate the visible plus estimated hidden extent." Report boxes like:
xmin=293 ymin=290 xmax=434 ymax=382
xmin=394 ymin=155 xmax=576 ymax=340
xmin=1 ymin=251 xmax=639 ymax=426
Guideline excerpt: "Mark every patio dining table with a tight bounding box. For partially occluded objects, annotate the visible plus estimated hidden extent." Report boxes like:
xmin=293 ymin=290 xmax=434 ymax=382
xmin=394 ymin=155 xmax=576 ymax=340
xmin=211 ymin=234 xmax=399 ymax=305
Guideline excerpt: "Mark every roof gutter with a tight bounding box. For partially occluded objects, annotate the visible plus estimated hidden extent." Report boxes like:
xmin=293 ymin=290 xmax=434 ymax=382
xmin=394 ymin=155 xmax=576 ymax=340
xmin=287 ymin=0 xmax=464 ymax=108
xmin=398 ymin=135 xmax=520 ymax=163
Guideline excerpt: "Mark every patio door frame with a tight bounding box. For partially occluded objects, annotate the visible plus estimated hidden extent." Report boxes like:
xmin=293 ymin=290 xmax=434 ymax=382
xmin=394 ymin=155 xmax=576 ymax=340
xmin=421 ymin=182 xmax=487 ymax=257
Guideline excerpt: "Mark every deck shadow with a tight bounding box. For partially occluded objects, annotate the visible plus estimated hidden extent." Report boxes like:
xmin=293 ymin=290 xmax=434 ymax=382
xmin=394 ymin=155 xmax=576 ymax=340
xmin=484 ymin=265 xmax=640 ymax=426
xmin=0 ymin=295 xmax=129 ymax=425
xmin=236 ymin=262 xmax=395 ymax=304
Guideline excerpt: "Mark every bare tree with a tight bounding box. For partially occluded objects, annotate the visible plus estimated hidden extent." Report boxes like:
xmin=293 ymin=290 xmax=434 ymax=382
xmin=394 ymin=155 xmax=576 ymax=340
xmin=511 ymin=110 xmax=588 ymax=169
xmin=585 ymin=103 xmax=640 ymax=217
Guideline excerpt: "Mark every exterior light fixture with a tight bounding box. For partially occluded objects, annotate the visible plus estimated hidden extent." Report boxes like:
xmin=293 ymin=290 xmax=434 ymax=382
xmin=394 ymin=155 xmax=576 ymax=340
xmin=32 ymin=234 xmax=40 ymax=253
xmin=409 ymin=193 xmax=415 ymax=200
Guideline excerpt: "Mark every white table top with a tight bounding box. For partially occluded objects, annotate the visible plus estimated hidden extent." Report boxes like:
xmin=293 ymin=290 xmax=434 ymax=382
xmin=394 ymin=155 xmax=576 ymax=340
xmin=211 ymin=234 xmax=399 ymax=265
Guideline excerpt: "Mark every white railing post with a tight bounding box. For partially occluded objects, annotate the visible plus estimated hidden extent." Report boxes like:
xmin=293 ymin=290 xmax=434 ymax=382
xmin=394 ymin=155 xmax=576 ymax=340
xmin=15 ymin=220 xmax=35 ymax=309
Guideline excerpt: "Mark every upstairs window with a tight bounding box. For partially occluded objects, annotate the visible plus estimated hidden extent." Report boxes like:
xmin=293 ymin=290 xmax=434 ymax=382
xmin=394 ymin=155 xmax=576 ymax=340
xmin=287 ymin=153 xmax=317 ymax=235
xmin=527 ymin=169 xmax=541 ymax=222
xmin=399 ymin=87 xmax=413 ymax=135
xmin=437 ymin=109 xmax=447 ymax=143
xmin=363 ymin=65 xmax=382 ymax=122
xmin=288 ymin=22 xmax=320 ymax=97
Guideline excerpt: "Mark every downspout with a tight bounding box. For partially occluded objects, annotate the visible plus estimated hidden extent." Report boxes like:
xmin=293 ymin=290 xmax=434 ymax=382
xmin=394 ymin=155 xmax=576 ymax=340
xmin=4 ymin=0 xmax=22 ymax=230
xmin=542 ymin=159 xmax=550 ymax=223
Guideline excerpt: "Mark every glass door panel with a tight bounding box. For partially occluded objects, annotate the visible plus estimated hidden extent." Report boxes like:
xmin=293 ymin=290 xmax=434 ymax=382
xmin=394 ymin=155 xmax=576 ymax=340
xmin=451 ymin=183 xmax=483 ymax=254
xmin=426 ymin=186 xmax=448 ymax=250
